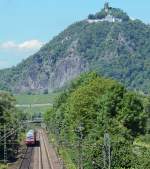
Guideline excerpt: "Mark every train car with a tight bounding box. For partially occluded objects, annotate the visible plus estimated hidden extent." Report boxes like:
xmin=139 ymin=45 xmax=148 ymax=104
xmin=25 ymin=129 xmax=36 ymax=146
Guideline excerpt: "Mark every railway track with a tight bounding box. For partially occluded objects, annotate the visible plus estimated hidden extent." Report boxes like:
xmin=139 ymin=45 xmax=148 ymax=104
xmin=39 ymin=131 xmax=52 ymax=169
xmin=18 ymin=147 xmax=33 ymax=169
xmin=18 ymin=130 xmax=56 ymax=169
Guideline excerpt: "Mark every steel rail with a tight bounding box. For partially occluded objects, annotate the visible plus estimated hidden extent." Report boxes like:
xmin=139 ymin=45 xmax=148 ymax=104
xmin=39 ymin=135 xmax=43 ymax=169
xmin=18 ymin=146 xmax=33 ymax=169
xmin=40 ymin=131 xmax=52 ymax=169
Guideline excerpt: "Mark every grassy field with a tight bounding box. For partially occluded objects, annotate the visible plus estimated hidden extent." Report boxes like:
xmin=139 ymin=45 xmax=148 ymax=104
xmin=14 ymin=93 xmax=58 ymax=105
xmin=17 ymin=105 xmax=51 ymax=114
xmin=14 ymin=92 xmax=60 ymax=114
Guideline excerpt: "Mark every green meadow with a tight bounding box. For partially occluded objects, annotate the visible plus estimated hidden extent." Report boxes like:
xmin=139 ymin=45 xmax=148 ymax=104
xmin=14 ymin=93 xmax=57 ymax=105
xmin=14 ymin=92 xmax=59 ymax=114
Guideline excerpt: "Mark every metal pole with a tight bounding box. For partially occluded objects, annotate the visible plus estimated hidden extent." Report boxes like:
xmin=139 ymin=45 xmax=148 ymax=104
xmin=77 ymin=125 xmax=84 ymax=169
xmin=103 ymin=145 xmax=106 ymax=169
xmin=80 ymin=131 xmax=83 ymax=169
xmin=78 ymin=137 xmax=83 ymax=169
xmin=4 ymin=125 xmax=7 ymax=164
xmin=103 ymin=133 xmax=111 ymax=169
xmin=78 ymin=138 xmax=80 ymax=169
xmin=108 ymin=136 xmax=111 ymax=169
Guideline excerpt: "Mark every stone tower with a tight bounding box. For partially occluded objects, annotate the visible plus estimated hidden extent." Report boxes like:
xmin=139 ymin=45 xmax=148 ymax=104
xmin=104 ymin=1 xmax=109 ymax=15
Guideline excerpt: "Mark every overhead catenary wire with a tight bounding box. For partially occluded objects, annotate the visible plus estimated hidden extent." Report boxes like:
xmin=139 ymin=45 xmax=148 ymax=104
xmin=0 ymin=122 xmax=23 ymax=163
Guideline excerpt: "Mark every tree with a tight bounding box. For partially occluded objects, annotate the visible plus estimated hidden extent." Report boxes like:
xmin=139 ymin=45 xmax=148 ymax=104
xmin=120 ymin=92 xmax=147 ymax=136
xmin=44 ymin=73 xmax=149 ymax=168
xmin=88 ymin=14 xmax=96 ymax=20
xmin=0 ymin=92 xmax=20 ymax=162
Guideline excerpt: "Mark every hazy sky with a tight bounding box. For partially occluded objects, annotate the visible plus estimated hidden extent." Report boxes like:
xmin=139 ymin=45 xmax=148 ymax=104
xmin=0 ymin=0 xmax=150 ymax=69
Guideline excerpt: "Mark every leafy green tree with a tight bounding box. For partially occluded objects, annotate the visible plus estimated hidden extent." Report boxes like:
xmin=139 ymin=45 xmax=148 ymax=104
xmin=120 ymin=92 xmax=147 ymax=136
xmin=44 ymin=73 xmax=149 ymax=168
xmin=0 ymin=92 xmax=20 ymax=162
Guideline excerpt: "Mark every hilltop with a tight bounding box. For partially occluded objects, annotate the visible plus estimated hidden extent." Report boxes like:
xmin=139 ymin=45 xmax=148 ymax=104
xmin=0 ymin=3 xmax=150 ymax=93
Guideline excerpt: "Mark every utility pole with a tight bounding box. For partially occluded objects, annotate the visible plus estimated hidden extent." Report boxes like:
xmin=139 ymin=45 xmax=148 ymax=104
xmin=79 ymin=132 xmax=83 ymax=169
xmin=103 ymin=133 xmax=111 ymax=169
xmin=77 ymin=124 xmax=84 ymax=169
xmin=4 ymin=125 xmax=7 ymax=164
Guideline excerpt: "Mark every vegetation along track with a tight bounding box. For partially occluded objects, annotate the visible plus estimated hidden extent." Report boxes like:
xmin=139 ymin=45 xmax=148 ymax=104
xmin=18 ymin=147 xmax=33 ymax=169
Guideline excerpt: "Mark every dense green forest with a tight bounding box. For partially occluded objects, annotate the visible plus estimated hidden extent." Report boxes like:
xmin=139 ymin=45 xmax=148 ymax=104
xmin=44 ymin=72 xmax=150 ymax=169
xmin=0 ymin=7 xmax=150 ymax=93
xmin=0 ymin=92 xmax=22 ymax=163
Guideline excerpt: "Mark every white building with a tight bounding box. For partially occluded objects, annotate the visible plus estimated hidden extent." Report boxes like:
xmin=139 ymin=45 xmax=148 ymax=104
xmin=87 ymin=3 xmax=122 ymax=23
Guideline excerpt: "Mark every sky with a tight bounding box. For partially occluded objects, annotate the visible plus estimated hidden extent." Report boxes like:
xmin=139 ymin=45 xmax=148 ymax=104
xmin=0 ymin=0 xmax=150 ymax=69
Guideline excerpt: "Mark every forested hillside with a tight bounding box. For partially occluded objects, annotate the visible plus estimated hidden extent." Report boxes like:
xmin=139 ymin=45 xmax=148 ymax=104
xmin=44 ymin=72 xmax=150 ymax=169
xmin=0 ymin=6 xmax=150 ymax=93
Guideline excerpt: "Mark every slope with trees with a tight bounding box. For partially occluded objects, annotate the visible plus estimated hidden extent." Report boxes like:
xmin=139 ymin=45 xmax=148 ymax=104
xmin=0 ymin=6 xmax=150 ymax=94
xmin=44 ymin=72 xmax=150 ymax=169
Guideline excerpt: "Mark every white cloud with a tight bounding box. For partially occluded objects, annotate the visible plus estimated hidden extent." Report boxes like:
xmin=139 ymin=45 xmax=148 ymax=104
xmin=1 ymin=41 xmax=17 ymax=49
xmin=18 ymin=40 xmax=44 ymax=49
xmin=0 ymin=40 xmax=44 ymax=50
xmin=0 ymin=40 xmax=45 ymax=69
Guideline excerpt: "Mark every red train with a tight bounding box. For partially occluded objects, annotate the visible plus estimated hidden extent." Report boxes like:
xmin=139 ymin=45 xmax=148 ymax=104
xmin=25 ymin=129 xmax=36 ymax=146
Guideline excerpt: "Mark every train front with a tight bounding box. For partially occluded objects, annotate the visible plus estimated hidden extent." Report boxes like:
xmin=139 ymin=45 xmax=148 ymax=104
xmin=25 ymin=129 xmax=36 ymax=146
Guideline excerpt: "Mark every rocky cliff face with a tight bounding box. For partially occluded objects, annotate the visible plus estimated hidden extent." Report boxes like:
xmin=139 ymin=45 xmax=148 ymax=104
xmin=14 ymin=55 xmax=88 ymax=93
xmin=0 ymin=7 xmax=150 ymax=93
xmin=49 ymin=55 xmax=88 ymax=91
xmin=1 ymin=36 xmax=89 ymax=93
